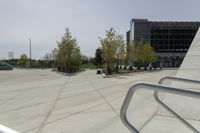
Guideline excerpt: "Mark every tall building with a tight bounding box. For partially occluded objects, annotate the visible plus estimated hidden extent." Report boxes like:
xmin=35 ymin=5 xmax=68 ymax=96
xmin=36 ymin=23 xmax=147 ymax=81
xmin=127 ymin=19 xmax=200 ymax=67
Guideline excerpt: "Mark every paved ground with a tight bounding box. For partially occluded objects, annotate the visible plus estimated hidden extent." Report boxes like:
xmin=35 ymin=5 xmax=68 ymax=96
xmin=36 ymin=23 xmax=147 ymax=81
xmin=0 ymin=69 xmax=177 ymax=133
xmin=146 ymin=28 xmax=200 ymax=133
xmin=1 ymin=26 xmax=199 ymax=133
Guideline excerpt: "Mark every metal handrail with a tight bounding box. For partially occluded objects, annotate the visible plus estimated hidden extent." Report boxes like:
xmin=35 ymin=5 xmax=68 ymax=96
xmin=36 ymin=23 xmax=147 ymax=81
xmin=154 ymin=76 xmax=200 ymax=133
xmin=120 ymin=82 xmax=200 ymax=133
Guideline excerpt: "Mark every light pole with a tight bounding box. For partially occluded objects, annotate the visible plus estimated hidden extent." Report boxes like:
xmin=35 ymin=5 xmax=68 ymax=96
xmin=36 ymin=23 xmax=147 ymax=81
xmin=29 ymin=38 xmax=32 ymax=67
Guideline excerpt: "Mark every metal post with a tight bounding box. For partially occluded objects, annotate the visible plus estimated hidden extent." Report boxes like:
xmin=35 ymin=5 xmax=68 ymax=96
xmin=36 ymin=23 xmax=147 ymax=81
xmin=29 ymin=38 xmax=32 ymax=67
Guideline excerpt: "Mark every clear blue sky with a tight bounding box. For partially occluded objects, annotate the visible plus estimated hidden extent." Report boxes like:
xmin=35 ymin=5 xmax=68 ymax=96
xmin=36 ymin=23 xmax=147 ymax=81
xmin=0 ymin=0 xmax=200 ymax=59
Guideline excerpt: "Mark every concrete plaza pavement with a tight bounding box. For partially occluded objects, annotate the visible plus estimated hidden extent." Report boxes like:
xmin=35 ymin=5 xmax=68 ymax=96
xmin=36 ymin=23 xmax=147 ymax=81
xmin=0 ymin=69 xmax=177 ymax=133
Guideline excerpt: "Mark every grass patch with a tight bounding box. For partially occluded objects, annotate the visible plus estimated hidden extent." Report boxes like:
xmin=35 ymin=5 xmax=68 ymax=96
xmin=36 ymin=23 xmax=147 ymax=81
xmin=80 ymin=63 xmax=97 ymax=69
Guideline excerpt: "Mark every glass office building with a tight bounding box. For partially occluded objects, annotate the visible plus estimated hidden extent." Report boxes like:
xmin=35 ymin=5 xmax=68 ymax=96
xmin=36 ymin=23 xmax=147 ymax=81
xmin=127 ymin=19 xmax=200 ymax=67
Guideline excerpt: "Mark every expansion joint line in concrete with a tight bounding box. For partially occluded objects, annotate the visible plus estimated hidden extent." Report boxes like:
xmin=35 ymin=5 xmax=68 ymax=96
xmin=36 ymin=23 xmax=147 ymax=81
xmin=23 ymin=93 xmax=126 ymax=133
xmin=89 ymin=80 xmax=120 ymax=118
xmin=139 ymin=108 xmax=158 ymax=130
xmin=36 ymin=77 xmax=71 ymax=133
xmin=156 ymin=114 xmax=200 ymax=122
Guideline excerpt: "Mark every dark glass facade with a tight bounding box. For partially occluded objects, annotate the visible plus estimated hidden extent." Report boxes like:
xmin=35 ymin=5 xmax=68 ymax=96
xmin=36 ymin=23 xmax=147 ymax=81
xmin=127 ymin=19 xmax=200 ymax=67
xmin=150 ymin=23 xmax=199 ymax=53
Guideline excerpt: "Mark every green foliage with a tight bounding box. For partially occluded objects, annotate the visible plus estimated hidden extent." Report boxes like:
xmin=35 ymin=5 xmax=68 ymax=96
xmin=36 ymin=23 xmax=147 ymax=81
xmin=126 ymin=42 xmax=134 ymax=62
xmin=81 ymin=55 xmax=90 ymax=64
xmin=31 ymin=60 xmax=42 ymax=68
xmin=80 ymin=63 xmax=96 ymax=69
xmin=94 ymin=47 xmax=103 ymax=67
xmin=6 ymin=59 xmax=19 ymax=67
xmin=133 ymin=41 xmax=156 ymax=63
xmin=143 ymin=43 xmax=156 ymax=63
xmin=55 ymin=28 xmax=81 ymax=72
xmin=99 ymin=28 xmax=118 ymax=66
xmin=99 ymin=28 xmax=125 ymax=74
xmin=129 ymin=40 xmax=156 ymax=70
xmin=115 ymin=35 xmax=126 ymax=72
xmin=52 ymin=48 xmax=58 ymax=68
xmin=19 ymin=54 xmax=29 ymax=68
xmin=116 ymin=35 xmax=126 ymax=64
xmin=133 ymin=42 xmax=143 ymax=62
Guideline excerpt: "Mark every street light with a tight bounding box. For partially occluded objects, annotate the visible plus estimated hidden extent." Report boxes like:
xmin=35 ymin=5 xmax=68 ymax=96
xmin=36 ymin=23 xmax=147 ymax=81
xmin=29 ymin=38 xmax=32 ymax=67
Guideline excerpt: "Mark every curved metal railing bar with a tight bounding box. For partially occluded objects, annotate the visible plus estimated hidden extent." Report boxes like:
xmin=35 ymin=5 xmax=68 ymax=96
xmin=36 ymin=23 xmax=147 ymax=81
xmin=120 ymin=82 xmax=200 ymax=133
xmin=154 ymin=76 xmax=200 ymax=133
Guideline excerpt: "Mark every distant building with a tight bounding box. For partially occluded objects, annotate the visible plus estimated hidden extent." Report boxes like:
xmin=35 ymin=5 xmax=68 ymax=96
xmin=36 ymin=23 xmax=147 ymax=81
xmin=8 ymin=51 xmax=14 ymax=60
xmin=127 ymin=19 xmax=200 ymax=67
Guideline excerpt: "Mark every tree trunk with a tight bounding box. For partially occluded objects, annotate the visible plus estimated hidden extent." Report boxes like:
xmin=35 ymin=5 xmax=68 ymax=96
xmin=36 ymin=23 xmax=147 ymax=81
xmin=107 ymin=61 xmax=111 ymax=75
xmin=116 ymin=58 xmax=119 ymax=73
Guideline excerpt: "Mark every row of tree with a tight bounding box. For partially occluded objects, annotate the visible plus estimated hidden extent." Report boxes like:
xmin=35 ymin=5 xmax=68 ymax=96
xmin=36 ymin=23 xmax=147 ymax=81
xmin=127 ymin=41 xmax=156 ymax=70
xmin=10 ymin=28 xmax=85 ymax=72
xmin=15 ymin=54 xmax=53 ymax=68
xmin=97 ymin=28 xmax=156 ymax=74
xmin=14 ymin=27 xmax=156 ymax=75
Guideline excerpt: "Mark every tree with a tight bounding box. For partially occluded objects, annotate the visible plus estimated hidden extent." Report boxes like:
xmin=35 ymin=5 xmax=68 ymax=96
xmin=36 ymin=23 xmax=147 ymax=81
xmin=81 ymin=55 xmax=90 ymax=64
xmin=133 ymin=42 xmax=143 ymax=62
xmin=133 ymin=41 xmax=156 ymax=70
xmin=99 ymin=28 xmax=118 ymax=74
xmin=94 ymin=48 xmax=103 ymax=68
xmin=142 ymin=42 xmax=156 ymax=70
xmin=52 ymin=48 xmax=58 ymax=69
xmin=116 ymin=35 xmax=126 ymax=72
xmin=126 ymin=42 xmax=134 ymax=69
xmin=43 ymin=53 xmax=52 ymax=68
xmin=19 ymin=54 xmax=29 ymax=68
xmin=55 ymin=28 xmax=81 ymax=72
xmin=71 ymin=46 xmax=81 ymax=71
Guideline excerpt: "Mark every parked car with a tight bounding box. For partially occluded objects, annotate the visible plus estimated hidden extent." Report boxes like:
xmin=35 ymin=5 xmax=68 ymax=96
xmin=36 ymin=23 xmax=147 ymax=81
xmin=0 ymin=62 xmax=13 ymax=70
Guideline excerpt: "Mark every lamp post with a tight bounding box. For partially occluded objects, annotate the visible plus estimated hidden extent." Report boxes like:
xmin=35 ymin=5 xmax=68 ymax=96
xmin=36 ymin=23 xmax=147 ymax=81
xmin=29 ymin=38 xmax=32 ymax=67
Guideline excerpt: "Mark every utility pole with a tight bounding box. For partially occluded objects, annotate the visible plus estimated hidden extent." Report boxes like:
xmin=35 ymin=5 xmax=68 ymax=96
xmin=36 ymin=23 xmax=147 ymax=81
xmin=29 ymin=38 xmax=32 ymax=67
